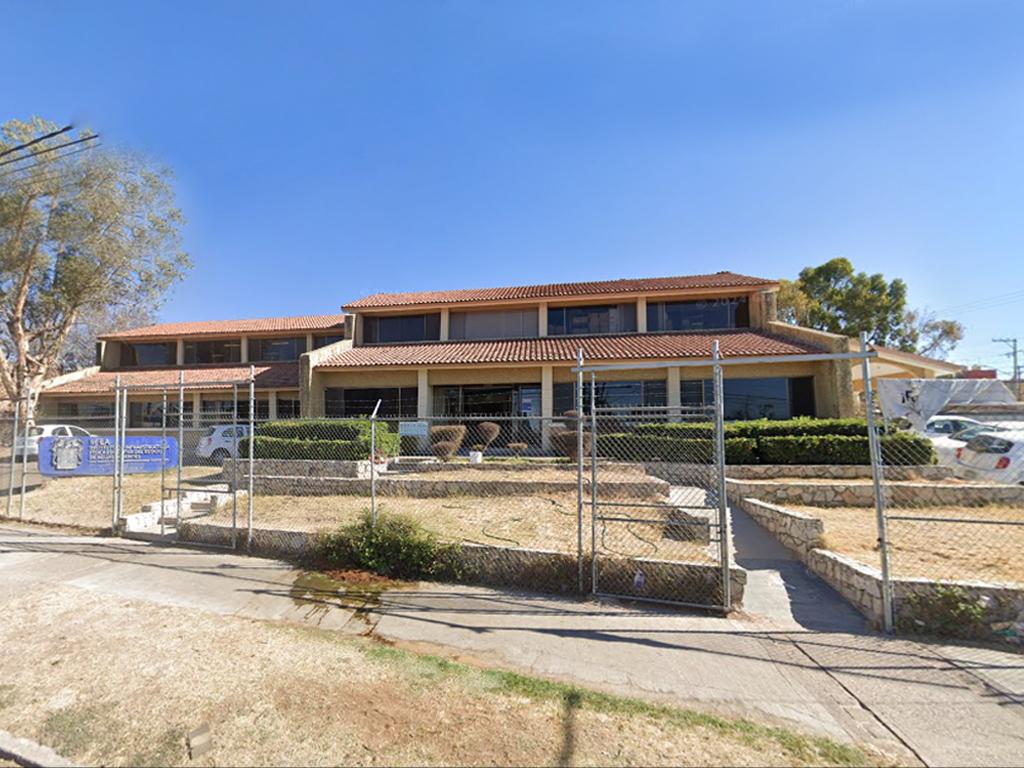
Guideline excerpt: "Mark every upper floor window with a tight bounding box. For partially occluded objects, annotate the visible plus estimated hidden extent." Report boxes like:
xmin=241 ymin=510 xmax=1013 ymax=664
xmin=312 ymin=334 xmax=346 ymax=349
xmin=548 ymin=303 xmax=637 ymax=336
xmin=449 ymin=309 xmax=538 ymax=340
xmin=123 ymin=342 xmax=175 ymax=367
xmin=363 ymin=313 xmax=440 ymax=344
xmin=184 ymin=339 xmax=241 ymax=365
xmin=249 ymin=336 xmax=307 ymax=362
xmin=647 ymin=297 xmax=749 ymax=332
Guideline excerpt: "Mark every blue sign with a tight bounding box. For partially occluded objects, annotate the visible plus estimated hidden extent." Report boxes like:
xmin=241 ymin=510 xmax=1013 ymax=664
xmin=38 ymin=435 xmax=179 ymax=477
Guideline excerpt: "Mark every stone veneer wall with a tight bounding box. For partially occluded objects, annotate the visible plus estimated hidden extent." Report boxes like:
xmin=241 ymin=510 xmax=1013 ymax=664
xmin=726 ymin=478 xmax=1024 ymax=508
xmin=177 ymin=521 xmax=745 ymax=609
xmin=734 ymin=496 xmax=1024 ymax=643
xmin=644 ymin=462 xmax=952 ymax=485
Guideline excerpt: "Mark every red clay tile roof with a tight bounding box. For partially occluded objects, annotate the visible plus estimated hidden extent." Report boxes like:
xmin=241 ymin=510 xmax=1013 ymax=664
xmin=344 ymin=272 xmax=777 ymax=309
xmin=315 ymin=331 xmax=820 ymax=368
xmin=100 ymin=314 xmax=348 ymax=340
xmin=42 ymin=364 xmax=299 ymax=395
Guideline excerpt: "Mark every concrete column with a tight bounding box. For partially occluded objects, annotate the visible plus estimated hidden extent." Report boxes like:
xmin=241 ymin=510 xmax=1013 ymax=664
xmin=240 ymin=337 xmax=249 ymax=363
xmin=175 ymin=339 xmax=184 ymax=366
xmin=439 ymin=309 xmax=450 ymax=341
xmin=637 ymin=297 xmax=647 ymax=333
xmin=191 ymin=391 xmax=201 ymax=427
xmin=305 ymin=333 xmax=314 ymax=354
xmin=538 ymin=302 xmax=548 ymax=337
xmin=416 ymin=369 xmax=430 ymax=417
xmin=268 ymin=390 xmax=278 ymax=420
xmin=541 ymin=365 xmax=553 ymax=450
xmin=667 ymin=367 xmax=681 ymax=421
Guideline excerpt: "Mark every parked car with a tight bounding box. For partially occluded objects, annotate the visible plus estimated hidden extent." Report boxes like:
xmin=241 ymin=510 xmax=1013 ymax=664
xmin=930 ymin=423 xmax=1008 ymax=466
xmin=955 ymin=430 xmax=1024 ymax=485
xmin=924 ymin=416 xmax=985 ymax=436
xmin=14 ymin=424 xmax=93 ymax=459
xmin=195 ymin=425 xmax=250 ymax=463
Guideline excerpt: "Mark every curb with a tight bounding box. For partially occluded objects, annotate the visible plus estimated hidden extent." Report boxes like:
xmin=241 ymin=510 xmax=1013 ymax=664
xmin=0 ymin=730 xmax=73 ymax=767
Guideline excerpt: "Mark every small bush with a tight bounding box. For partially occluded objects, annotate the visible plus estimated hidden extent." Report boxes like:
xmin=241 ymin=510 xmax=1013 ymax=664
xmin=430 ymin=425 xmax=466 ymax=457
xmin=316 ymin=511 xmax=461 ymax=581
xmin=551 ymin=428 xmax=591 ymax=460
xmin=506 ymin=442 xmax=528 ymax=457
xmin=477 ymin=422 xmax=501 ymax=451
xmin=432 ymin=440 xmax=459 ymax=460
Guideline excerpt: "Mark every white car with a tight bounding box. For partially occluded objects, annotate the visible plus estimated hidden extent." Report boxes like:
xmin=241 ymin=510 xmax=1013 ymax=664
xmin=930 ymin=423 xmax=1008 ymax=466
xmin=195 ymin=425 xmax=250 ymax=463
xmin=14 ymin=424 xmax=93 ymax=459
xmin=955 ymin=430 xmax=1024 ymax=485
xmin=924 ymin=416 xmax=985 ymax=437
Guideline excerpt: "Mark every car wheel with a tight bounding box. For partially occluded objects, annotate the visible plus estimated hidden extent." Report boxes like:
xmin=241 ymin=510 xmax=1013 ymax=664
xmin=211 ymin=448 xmax=229 ymax=465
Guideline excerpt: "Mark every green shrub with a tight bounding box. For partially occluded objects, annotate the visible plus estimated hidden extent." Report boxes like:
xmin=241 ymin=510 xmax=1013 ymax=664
xmin=632 ymin=417 xmax=871 ymax=440
xmin=597 ymin=434 xmax=758 ymax=464
xmin=757 ymin=434 xmax=934 ymax=465
xmin=316 ymin=511 xmax=462 ymax=580
xmin=240 ymin=430 xmax=399 ymax=460
xmin=259 ymin=419 xmax=373 ymax=441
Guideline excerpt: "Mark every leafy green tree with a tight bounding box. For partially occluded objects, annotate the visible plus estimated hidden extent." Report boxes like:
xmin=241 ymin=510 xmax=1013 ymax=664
xmin=0 ymin=117 xmax=190 ymax=413
xmin=778 ymin=258 xmax=963 ymax=357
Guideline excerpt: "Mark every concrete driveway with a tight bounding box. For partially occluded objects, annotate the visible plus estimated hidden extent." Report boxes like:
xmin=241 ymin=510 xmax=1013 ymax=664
xmin=1 ymin=524 xmax=1022 ymax=766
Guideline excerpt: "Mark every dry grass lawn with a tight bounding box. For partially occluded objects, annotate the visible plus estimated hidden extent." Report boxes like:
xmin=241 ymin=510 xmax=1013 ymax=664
xmin=210 ymin=492 xmax=714 ymax=562
xmin=0 ymin=585 xmax=884 ymax=767
xmin=793 ymin=505 xmax=1024 ymax=585
xmin=0 ymin=467 xmax=219 ymax=531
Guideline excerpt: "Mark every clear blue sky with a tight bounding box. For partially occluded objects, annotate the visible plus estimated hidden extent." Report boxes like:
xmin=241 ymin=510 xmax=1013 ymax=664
xmin=4 ymin=1 xmax=1022 ymax=371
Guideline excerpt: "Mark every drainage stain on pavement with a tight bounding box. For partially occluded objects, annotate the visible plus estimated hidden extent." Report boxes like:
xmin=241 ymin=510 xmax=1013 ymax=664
xmin=289 ymin=570 xmax=406 ymax=633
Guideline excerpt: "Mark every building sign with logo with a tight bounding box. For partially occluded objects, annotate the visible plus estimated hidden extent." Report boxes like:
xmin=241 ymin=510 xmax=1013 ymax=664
xmin=38 ymin=436 xmax=179 ymax=477
xmin=398 ymin=421 xmax=429 ymax=438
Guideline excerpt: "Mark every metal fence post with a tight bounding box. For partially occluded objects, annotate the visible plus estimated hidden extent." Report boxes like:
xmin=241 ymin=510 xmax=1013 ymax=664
xmin=861 ymin=332 xmax=894 ymax=633
xmin=19 ymin=386 xmax=31 ymax=520
xmin=370 ymin=398 xmax=381 ymax=526
xmin=160 ymin=388 xmax=168 ymax=537
xmin=112 ymin=377 xmax=121 ymax=532
xmin=231 ymin=383 xmax=238 ymax=550
xmin=711 ymin=341 xmax=732 ymax=611
xmin=7 ymin=397 xmax=19 ymax=519
xmin=589 ymin=372 xmax=598 ymax=593
xmin=248 ymin=366 xmax=255 ymax=549
xmin=118 ymin=386 xmax=128 ymax=527
xmin=575 ymin=348 xmax=585 ymax=594
xmin=177 ymin=371 xmax=184 ymax=527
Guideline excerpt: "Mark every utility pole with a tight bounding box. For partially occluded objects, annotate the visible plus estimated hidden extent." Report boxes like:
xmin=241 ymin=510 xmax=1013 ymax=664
xmin=993 ymin=337 xmax=1020 ymax=399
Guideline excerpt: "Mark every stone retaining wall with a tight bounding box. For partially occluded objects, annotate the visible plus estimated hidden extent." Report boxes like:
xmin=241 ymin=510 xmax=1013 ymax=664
xmin=733 ymin=496 xmax=1024 ymax=644
xmin=177 ymin=521 xmax=745 ymax=608
xmin=726 ymin=478 xmax=1024 ymax=508
xmin=223 ymin=458 xmax=371 ymax=479
xmin=732 ymin=497 xmax=823 ymax=557
xmin=645 ymin=462 xmax=952 ymax=483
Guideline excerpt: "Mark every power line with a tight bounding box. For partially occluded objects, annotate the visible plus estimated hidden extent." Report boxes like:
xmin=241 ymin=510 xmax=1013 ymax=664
xmin=0 ymin=134 xmax=99 ymax=170
xmin=932 ymin=287 xmax=1024 ymax=316
xmin=0 ymin=143 xmax=102 ymax=182
xmin=0 ymin=124 xmax=73 ymax=160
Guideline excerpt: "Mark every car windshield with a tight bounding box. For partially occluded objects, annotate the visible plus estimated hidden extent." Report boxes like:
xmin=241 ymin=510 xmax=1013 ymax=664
xmin=952 ymin=425 xmax=1004 ymax=441
xmin=965 ymin=434 xmax=1015 ymax=454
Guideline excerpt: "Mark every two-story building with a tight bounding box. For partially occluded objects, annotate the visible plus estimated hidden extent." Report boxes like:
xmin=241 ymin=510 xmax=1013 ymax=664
xmin=300 ymin=272 xmax=859 ymax=441
xmin=40 ymin=314 xmax=351 ymax=426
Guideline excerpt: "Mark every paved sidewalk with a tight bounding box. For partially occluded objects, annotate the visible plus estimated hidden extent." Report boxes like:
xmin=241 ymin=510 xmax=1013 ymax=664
xmin=2 ymin=525 xmax=1022 ymax=766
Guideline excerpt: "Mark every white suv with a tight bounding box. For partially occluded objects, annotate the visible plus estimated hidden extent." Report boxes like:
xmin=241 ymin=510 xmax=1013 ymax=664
xmin=15 ymin=424 xmax=93 ymax=459
xmin=195 ymin=425 xmax=250 ymax=463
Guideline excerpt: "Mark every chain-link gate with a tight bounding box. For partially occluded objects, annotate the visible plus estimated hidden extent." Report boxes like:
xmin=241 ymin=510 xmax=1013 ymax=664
xmin=576 ymin=344 xmax=732 ymax=610
xmin=112 ymin=371 xmax=255 ymax=549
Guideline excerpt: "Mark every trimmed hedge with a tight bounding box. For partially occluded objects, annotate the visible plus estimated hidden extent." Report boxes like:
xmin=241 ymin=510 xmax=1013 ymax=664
xmin=241 ymin=419 xmax=399 ymax=460
xmin=756 ymin=434 xmax=934 ymax=466
xmin=632 ymin=417 xmax=871 ymax=439
xmin=598 ymin=434 xmax=759 ymax=464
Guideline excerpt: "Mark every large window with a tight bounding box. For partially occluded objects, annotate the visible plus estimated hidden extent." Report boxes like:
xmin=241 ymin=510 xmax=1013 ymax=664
xmin=324 ymin=387 xmax=418 ymax=417
xmin=128 ymin=400 xmax=196 ymax=428
xmin=249 ymin=337 xmax=307 ymax=362
xmin=433 ymin=384 xmax=541 ymax=417
xmin=122 ymin=342 xmax=175 ymax=367
xmin=449 ymin=309 xmax=539 ymax=341
xmin=547 ymin=304 xmax=637 ymax=336
xmin=184 ymin=339 xmax=241 ymax=365
xmin=553 ymin=380 xmax=666 ymax=416
xmin=647 ymin=297 xmax=749 ymax=332
xmin=200 ymin=399 xmax=270 ymax=423
xmin=681 ymin=376 xmax=815 ymax=420
xmin=312 ymin=334 xmax=346 ymax=349
xmin=276 ymin=398 xmax=301 ymax=419
xmin=363 ymin=314 xmax=441 ymax=344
